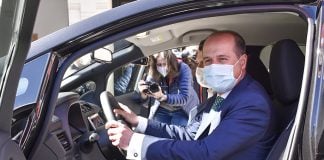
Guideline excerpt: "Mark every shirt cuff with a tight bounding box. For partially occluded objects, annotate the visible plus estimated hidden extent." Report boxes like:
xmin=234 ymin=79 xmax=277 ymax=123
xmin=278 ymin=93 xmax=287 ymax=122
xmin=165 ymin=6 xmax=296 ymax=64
xmin=134 ymin=116 xmax=148 ymax=133
xmin=126 ymin=133 xmax=145 ymax=160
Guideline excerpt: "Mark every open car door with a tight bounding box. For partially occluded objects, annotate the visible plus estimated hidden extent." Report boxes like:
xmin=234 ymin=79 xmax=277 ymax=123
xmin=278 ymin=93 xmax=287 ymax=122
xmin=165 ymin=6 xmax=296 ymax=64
xmin=0 ymin=0 xmax=40 ymax=159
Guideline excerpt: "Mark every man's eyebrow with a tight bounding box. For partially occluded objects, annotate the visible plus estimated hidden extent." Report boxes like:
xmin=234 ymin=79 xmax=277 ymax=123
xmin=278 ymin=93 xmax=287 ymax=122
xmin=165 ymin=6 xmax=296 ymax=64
xmin=216 ymin=55 xmax=229 ymax=58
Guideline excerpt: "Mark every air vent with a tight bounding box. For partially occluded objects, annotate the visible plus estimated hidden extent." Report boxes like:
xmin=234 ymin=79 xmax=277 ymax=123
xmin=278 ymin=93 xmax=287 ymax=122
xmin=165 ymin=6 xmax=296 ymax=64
xmin=57 ymin=132 xmax=71 ymax=151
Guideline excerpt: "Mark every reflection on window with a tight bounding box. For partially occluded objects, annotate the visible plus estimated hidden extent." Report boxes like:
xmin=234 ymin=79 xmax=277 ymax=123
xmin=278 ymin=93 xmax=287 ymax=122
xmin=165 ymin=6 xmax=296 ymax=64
xmin=0 ymin=0 xmax=2 ymax=12
xmin=64 ymin=44 xmax=114 ymax=78
xmin=16 ymin=77 xmax=29 ymax=96
xmin=64 ymin=53 xmax=92 ymax=78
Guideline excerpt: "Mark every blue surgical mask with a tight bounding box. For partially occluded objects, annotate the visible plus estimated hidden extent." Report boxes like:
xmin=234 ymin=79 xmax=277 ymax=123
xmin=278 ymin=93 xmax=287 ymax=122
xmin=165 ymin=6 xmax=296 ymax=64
xmin=195 ymin=67 xmax=210 ymax=88
xmin=203 ymin=60 xmax=241 ymax=94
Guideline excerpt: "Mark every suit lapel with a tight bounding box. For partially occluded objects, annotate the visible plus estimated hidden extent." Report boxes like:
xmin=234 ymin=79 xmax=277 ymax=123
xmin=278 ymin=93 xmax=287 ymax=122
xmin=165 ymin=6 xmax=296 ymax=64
xmin=193 ymin=75 xmax=253 ymax=140
xmin=194 ymin=112 xmax=209 ymax=140
xmin=194 ymin=110 xmax=222 ymax=140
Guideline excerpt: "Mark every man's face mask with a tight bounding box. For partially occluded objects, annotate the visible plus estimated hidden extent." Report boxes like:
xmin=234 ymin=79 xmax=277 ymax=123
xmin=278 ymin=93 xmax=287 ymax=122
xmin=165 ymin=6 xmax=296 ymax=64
xmin=203 ymin=58 xmax=242 ymax=94
xmin=195 ymin=67 xmax=210 ymax=88
xmin=157 ymin=66 xmax=168 ymax=77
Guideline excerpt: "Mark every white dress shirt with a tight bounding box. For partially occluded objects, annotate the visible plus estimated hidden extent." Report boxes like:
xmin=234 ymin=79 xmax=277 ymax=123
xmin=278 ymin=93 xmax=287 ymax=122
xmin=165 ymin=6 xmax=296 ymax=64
xmin=194 ymin=91 xmax=230 ymax=139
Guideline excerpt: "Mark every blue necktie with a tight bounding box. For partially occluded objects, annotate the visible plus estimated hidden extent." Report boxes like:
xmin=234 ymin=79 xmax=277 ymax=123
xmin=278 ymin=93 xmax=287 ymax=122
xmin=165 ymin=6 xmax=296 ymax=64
xmin=211 ymin=96 xmax=224 ymax=111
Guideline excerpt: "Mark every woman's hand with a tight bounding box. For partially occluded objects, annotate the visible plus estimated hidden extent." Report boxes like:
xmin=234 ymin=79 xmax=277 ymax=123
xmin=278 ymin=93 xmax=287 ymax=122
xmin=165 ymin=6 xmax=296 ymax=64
xmin=149 ymin=86 xmax=167 ymax=101
xmin=138 ymin=80 xmax=148 ymax=93
xmin=138 ymin=80 xmax=149 ymax=99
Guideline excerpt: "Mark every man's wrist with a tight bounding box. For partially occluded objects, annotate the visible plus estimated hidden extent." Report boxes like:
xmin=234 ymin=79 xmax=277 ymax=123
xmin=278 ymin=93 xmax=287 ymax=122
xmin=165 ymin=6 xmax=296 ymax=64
xmin=134 ymin=116 xmax=148 ymax=133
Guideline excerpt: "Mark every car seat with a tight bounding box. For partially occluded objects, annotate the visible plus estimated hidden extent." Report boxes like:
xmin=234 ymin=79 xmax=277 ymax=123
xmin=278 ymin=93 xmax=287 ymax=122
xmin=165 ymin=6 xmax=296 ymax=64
xmin=266 ymin=39 xmax=305 ymax=160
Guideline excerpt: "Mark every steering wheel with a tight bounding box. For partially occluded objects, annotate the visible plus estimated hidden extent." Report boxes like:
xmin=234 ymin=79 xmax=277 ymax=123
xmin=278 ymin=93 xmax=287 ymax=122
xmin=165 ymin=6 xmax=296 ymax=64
xmin=99 ymin=91 xmax=127 ymax=158
xmin=100 ymin=91 xmax=123 ymax=122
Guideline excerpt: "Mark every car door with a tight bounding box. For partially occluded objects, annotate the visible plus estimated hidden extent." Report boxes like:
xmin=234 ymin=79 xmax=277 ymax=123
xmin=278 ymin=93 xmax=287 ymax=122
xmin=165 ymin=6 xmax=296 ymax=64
xmin=0 ymin=0 xmax=40 ymax=159
xmin=302 ymin=1 xmax=324 ymax=160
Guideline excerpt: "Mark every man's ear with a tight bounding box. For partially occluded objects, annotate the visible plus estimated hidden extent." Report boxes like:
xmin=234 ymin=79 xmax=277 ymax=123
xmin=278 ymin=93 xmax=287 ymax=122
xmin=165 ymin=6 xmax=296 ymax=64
xmin=240 ymin=54 xmax=248 ymax=70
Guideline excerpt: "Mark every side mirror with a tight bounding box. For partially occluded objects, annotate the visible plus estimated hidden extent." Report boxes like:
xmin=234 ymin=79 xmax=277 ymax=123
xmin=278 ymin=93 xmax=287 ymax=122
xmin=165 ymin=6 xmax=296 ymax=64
xmin=91 ymin=48 xmax=113 ymax=63
xmin=132 ymin=57 xmax=148 ymax=65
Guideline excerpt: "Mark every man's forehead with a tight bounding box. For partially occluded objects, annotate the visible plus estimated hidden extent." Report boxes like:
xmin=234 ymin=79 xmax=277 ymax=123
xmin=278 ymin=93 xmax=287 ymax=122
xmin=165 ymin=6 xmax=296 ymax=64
xmin=203 ymin=39 xmax=235 ymax=55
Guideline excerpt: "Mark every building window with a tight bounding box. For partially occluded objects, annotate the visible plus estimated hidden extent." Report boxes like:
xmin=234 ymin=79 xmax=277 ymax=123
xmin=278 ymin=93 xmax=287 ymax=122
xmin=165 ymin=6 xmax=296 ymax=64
xmin=67 ymin=0 xmax=112 ymax=25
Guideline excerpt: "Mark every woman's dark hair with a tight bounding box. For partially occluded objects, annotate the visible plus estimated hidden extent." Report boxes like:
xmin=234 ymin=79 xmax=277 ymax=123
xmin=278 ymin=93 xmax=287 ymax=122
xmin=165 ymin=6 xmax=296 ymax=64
xmin=149 ymin=50 xmax=179 ymax=81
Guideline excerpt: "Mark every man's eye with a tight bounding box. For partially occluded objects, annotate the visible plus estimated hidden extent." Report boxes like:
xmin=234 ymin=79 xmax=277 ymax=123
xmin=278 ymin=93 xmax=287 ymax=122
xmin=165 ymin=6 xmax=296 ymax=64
xmin=219 ymin=58 xmax=228 ymax=63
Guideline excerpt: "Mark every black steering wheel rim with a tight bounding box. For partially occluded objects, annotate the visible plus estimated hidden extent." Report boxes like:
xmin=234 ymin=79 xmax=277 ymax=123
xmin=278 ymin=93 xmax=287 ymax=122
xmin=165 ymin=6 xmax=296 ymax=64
xmin=99 ymin=91 xmax=127 ymax=159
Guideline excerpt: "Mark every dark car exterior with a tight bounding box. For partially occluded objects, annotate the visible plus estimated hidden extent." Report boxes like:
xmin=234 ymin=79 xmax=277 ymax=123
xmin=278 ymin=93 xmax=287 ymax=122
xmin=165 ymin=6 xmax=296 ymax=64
xmin=5 ymin=0 xmax=324 ymax=159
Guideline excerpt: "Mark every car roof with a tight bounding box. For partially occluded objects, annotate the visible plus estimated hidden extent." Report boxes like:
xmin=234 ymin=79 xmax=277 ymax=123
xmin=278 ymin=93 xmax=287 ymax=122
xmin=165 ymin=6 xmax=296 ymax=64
xmin=27 ymin=0 xmax=315 ymax=61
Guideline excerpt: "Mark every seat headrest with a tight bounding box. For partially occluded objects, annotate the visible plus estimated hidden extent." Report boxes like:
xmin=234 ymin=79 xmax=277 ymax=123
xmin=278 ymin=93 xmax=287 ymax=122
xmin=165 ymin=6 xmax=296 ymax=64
xmin=270 ymin=39 xmax=304 ymax=105
xmin=246 ymin=54 xmax=273 ymax=96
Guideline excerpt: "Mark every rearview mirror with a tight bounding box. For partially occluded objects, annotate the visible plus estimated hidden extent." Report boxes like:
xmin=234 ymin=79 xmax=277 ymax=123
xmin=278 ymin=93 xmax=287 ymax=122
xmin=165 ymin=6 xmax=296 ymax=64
xmin=92 ymin=48 xmax=112 ymax=63
xmin=132 ymin=57 xmax=148 ymax=65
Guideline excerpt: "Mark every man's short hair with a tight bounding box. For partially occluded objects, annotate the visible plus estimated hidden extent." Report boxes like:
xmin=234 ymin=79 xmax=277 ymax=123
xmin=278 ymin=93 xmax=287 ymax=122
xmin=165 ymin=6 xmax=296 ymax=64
xmin=206 ymin=30 xmax=246 ymax=57
xmin=198 ymin=39 xmax=205 ymax=52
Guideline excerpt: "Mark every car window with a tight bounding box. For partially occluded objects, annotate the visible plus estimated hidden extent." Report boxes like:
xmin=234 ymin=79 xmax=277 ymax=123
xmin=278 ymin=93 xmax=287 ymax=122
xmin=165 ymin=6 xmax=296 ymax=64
xmin=113 ymin=63 xmax=142 ymax=96
xmin=63 ymin=44 xmax=115 ymax=79
xmin=14 ymin=53 xmax=51 ymax=109
xmin=64 ymin=53 xmax=93 ymax=78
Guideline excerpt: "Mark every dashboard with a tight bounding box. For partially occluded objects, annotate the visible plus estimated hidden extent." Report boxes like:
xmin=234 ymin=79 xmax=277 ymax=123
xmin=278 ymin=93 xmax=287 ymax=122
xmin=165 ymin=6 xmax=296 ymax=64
xmin=36 ymin=92 xmax=109 ymax=160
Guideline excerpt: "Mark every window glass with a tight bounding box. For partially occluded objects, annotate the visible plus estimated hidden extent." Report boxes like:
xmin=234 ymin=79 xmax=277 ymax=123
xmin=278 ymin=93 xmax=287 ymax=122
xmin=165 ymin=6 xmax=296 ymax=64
xmin=64 ymin=40 xmax=134 ymax=79
xmin=16 ymin=77 xmax=29 ymax=97
xmin=64 ymin=53 xmax=93 ymax=78
xmin=113 ymin=63 xmax=142 ymax=96
xmin=14 ymin=53 xmax=51 ymax=109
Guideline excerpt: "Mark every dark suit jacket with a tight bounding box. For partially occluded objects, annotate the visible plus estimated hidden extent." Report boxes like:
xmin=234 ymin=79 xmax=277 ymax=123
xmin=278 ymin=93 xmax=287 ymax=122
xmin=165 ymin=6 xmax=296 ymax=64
xmin=140 ymin=74 xmax=278 ymax=160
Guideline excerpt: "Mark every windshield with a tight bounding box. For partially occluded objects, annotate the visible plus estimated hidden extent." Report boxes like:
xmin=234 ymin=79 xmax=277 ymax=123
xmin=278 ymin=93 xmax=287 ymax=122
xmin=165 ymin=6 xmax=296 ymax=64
xmin=64 ymin=53 xmax=93 ymax=78
xmin=63 ymin=40 xmax=129 ymax=79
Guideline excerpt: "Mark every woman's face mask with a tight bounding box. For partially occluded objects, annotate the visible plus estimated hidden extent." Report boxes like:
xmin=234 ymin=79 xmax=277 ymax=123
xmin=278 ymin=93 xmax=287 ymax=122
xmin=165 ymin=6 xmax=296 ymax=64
xmin=157 ymin=66 xmax=168 ymax=77
xmin=195 ymin=67 xmax=210 ymax=88
xmin=156 ymin=56 xmax=168 ymax=77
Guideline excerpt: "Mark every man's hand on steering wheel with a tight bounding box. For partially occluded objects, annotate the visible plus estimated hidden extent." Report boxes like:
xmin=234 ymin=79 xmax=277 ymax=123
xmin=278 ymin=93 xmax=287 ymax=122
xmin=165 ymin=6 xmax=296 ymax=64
xmin=105 ymin=120 xmax=133 ymax=150
xmin=113 ymin=103 xmax=139 ymax=127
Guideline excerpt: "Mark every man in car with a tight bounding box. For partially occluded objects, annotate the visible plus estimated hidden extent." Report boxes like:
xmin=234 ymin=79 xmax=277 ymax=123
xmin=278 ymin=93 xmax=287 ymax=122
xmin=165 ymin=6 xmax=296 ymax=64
xmin=106 ymin=30 xmax=277 ymax=160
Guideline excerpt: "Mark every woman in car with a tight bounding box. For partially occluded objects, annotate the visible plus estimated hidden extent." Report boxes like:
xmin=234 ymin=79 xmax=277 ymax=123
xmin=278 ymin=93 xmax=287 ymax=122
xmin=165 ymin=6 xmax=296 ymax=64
xmin=138 ymin=50 xmax=199 ymax=126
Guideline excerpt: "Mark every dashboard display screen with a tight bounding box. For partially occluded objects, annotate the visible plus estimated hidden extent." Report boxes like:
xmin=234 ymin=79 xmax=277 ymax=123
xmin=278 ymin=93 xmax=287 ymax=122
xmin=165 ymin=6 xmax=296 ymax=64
xmin=88 ymin=113 xmax=105 ymax=130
